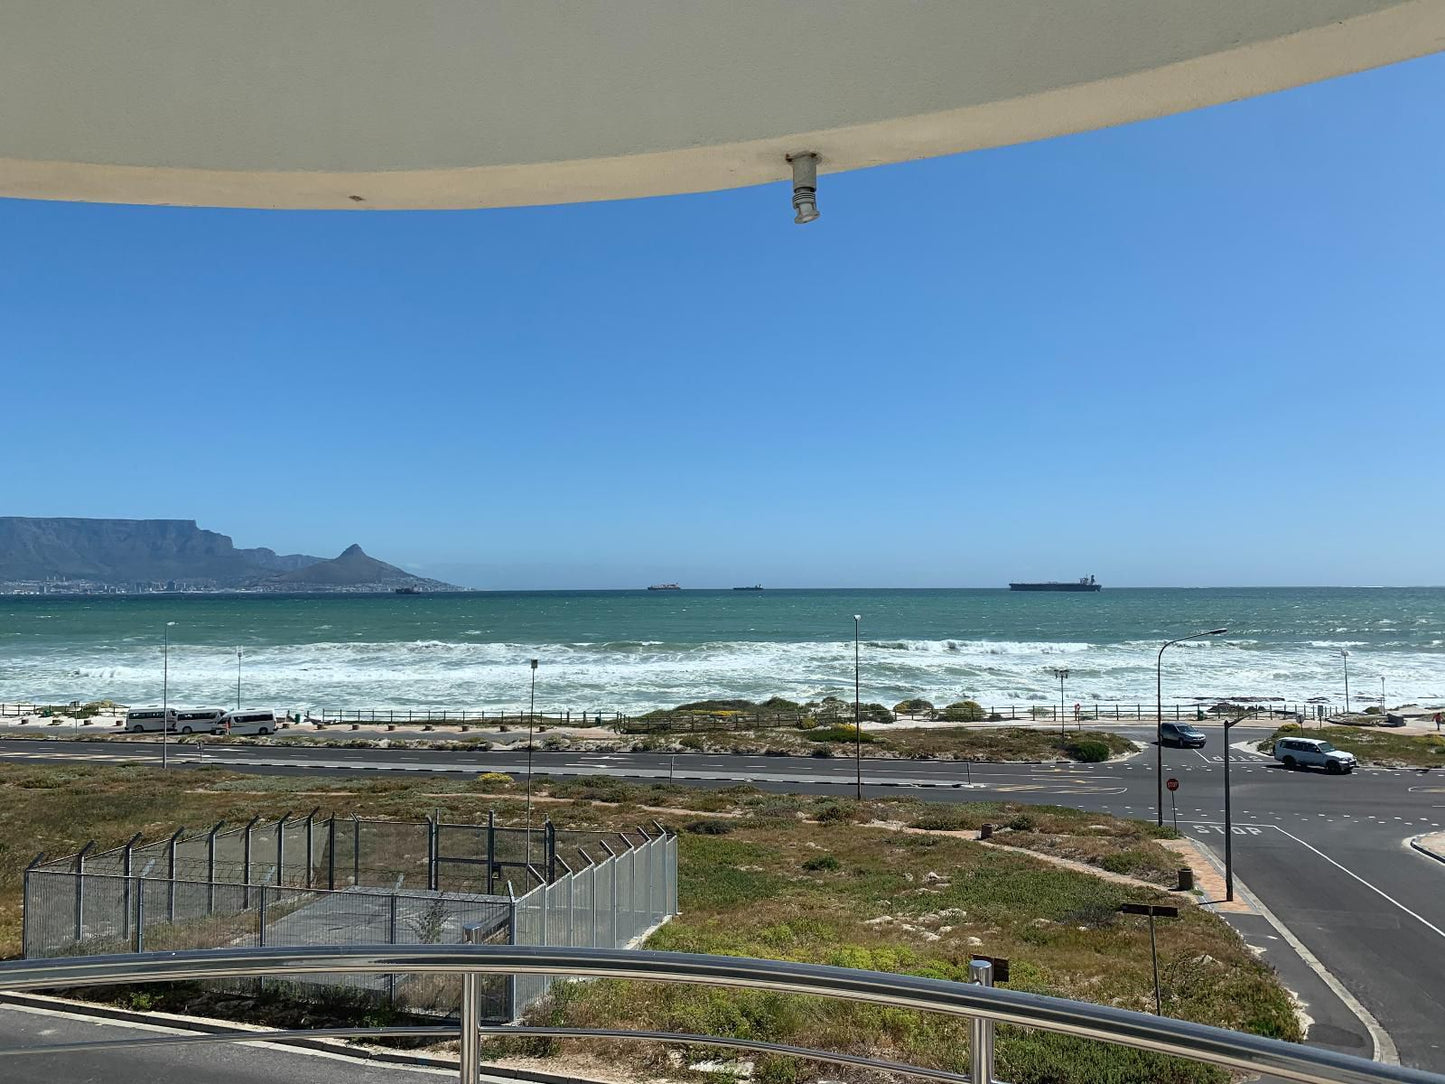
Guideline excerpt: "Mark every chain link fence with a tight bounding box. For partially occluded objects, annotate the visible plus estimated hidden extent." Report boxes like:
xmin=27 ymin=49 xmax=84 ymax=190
xmin=22 ymin=815 xmax=677 ymax=1022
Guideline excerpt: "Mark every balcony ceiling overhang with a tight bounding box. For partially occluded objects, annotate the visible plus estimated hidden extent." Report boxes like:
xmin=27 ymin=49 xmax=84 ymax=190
xmin=2 ymin=0 xmax=1443 ymax=210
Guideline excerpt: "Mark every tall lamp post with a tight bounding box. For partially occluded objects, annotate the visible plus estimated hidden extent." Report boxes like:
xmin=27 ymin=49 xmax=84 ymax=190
xmin=1050 ymin=667 xmax=1069 ymax=743
xmin=526 ymin=658 xmax=538 ymax=863
xmin=853 ymin=615 xmax=862 ymax=801
xmin=1222 ymin=709 xmax=1253 ymax=902
xmin=162 ymin=621 xmax=177 ymax=770
xmin=1156 ymin=628 xmax=1227 ymax=826
xmin=235 ymin=648 xmax=243 ymax=711
xmin=1340 ymin=650 xmax=1351 ymax=714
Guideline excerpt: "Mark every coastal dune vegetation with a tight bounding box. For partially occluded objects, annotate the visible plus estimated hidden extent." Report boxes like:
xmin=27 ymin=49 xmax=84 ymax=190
xmin=0 ymin=765 xmax=1299 ymax=1084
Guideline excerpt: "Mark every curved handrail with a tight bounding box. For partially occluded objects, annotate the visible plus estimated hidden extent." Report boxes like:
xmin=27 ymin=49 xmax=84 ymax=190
xmin=0 ymin=1022 xmax=970 ymax=1082
xmin=0 ymin=945 xmax=1438 ymax=1084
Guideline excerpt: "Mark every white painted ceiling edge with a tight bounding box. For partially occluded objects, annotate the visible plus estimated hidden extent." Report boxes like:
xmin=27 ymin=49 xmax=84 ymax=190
xmin=2 ymin=0 xmax=1443 ymax=210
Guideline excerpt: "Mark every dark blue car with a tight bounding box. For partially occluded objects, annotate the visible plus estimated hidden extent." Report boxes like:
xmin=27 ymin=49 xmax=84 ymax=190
xmin=1160 ymin=722 xmax=1207 ymax=748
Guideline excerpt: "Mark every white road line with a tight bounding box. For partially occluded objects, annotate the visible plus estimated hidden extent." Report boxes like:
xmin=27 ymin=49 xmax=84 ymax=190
xmin=1271 ymin=826 xmax=1445 ymax=940
xmin=1185 ymin=842 xmax=1399 ymax=1065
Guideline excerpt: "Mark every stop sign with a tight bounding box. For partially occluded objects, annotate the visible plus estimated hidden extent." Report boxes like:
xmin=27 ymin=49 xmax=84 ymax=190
xmin=1166 ymin=777 xmax=1180 ymax=792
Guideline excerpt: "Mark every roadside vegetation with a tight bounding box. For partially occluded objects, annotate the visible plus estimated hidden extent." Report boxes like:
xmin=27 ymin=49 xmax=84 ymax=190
xmin=0 ymin=764 xmax=1295 ymax=1084
xmin=3 ymin=716 xmax=1139 ymax=764
xmin=1256 ymin=724 xmax=1445 ymax=768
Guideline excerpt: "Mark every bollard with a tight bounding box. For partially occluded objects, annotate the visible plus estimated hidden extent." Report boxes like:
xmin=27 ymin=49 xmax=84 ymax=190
xmin=1177 ymin=867 xmax=1194 ymax=891
xmin=969 ymin=959 xmax=996 ymax=1084
xmin=979 ymin=823 xmax=994 ymax=841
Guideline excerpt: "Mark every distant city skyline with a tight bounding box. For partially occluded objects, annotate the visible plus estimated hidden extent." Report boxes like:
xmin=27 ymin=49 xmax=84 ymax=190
xmin=4 ymin=55 xmax=1444 ymax=589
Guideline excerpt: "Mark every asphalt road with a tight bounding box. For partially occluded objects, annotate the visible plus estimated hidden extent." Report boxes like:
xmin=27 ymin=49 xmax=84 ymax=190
xmin=0 ymin=1002 xmax=445 ymax=1084
xmin=2 ymin=732 xmax=1444 ymax=1071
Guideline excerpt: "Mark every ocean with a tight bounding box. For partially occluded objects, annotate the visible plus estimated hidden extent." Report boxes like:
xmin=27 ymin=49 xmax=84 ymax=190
xmin=1 ymin=588 xmax=1442 ymax=714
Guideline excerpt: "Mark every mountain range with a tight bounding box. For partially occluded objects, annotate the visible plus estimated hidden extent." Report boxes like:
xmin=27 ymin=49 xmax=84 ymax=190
xmin=0 ymin=517 xmax=455 ymax=591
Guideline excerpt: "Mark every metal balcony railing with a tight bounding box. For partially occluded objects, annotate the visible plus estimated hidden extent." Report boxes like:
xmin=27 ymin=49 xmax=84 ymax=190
xmin=0 ymin=944 xmax=1439 ymax=1084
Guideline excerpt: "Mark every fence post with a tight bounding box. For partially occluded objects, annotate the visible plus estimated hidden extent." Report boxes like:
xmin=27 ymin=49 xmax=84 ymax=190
xmin=242 ymin=814 xmax=260 ymax=908
xmin=353 ymin=815 xmax=361 ymax=887
xmin=327 ymin=816 xmax=336 ymax=891
xmin=256 ymin=884 xmax=267 ymax=997
xmin=427 ymin=812 xmax=438 ymax=892
xmin=275 ymin=811 xmax=291 ymax=885
xmin=165 ymin=826 xmax=185 ymax=921
xmin=206 ymin=821 xmax=223 ymax=915
xmin=120 ymin=832 xmax=141 ymax=940
xmin=388 ymin=893 xmax=398 ymax=1006
xmin=134 ymin=874 xmax=145 ymax=952
xmin=73 ymin=840 xmax=95 ymax=945
xmin=506 ymin=888 xmax=518 ymax=1021
xmin=486 ymin=810 xmax=495 ymax=895
xmin=567 ymin=869 xmax=576 ymax=947
xmin=545 ymin=821 xmax=557 ymax=884
xmin=970 ymin=959 xmax=996 ymax=1083
xmin=305 ymin=808 xmax=318 ymax=890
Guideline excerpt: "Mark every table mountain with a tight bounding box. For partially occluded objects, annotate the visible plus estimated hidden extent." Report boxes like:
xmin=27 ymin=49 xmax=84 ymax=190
xmin=0 ymin=517 xmax=452 ymax=590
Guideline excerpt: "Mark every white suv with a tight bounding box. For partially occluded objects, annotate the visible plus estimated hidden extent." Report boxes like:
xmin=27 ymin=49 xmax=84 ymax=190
xmin=1273 ymin=737 xmax=1356 ymax=774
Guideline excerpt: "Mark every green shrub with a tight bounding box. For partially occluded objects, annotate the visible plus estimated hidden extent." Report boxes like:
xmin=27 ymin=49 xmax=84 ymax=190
xmin=760 ymin=697 xmax=801 ymax=712
xmin=1065 ymin=739 xmax=1111 ymax=763
xmin=1007 ymin=813 xmax=1036 ymax=832
xmin=893 ymin=698 xmax=934 ymax=716
xmin=801 ymin=854 xmax=841 ymax=872
xmin=803 ymin=724 xmax=876 ymax=744
xmin=1364 ymin=705 xmax=1383 ymax=715
xmin=939 ymin=700 xmax=986 ymax=722
xmin=685 ymin=819 xmax=735 ymax=835
xmin=815 ymin=802 xmax=864 ymax=825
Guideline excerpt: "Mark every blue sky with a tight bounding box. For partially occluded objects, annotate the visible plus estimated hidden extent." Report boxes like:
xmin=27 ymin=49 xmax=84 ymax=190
xmin=4 ymin=54 xmax=1444 ymax=589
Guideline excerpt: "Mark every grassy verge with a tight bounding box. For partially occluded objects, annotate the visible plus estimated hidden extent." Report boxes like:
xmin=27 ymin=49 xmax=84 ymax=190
xmin=898 ymin=802 xmax=1183 ymax=886
xmin=1255 ymin=724 xmax=1445 ymax=768
xmin=0 ymin=767 xmax=1293 ymax=1084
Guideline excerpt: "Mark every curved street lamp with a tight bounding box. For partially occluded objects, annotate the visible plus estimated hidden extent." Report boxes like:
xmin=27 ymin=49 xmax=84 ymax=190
xmin=1156 ymin=629 xmax=1226 ymax=826
xmin=853 ymin=616 xmax=862 ymax=801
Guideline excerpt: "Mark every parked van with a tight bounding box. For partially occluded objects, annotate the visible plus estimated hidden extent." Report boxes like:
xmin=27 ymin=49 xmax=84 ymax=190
xmin=174 ymin=708 xmax=225 ymax=735
xmin=216 ymin=710 xmax=277 ymax=736
xmin=125 ymin=708 xmax=176 ymax=733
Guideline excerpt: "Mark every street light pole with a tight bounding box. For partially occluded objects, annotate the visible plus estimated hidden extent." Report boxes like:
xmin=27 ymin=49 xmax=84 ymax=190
xmin=526 ymin=658 xmax=538 ymax=863
xmin=1156 ymin=628 xmax=1227 ymax=826
xmin=853 ymin=615 xmax=862 ymax=801
xmin=162 ymin=621 xmax=177 ymax=770
xmin=235 ymin=648 xmax=242 ymax=711
xmin=1222 ymin=710 xmax=1252 ymax=902
xmin=1341 ymin=650 xmax=1350 ymax=715
xmin=1050 ymin=668 xmax=1069 ymax=744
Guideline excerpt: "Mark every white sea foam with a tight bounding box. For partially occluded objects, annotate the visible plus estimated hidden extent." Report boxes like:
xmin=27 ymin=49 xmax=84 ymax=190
xmin=3 ymin=635 xmax=1443 ymax=712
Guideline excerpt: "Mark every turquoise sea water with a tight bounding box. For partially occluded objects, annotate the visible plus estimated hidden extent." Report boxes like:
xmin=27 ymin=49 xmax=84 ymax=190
xmin=1 ymin=588 xmax=1442 ymax=712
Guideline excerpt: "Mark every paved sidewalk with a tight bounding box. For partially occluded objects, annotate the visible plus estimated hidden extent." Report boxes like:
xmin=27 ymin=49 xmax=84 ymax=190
xmin=1159 ymin=837 xmax=1254 ymax=914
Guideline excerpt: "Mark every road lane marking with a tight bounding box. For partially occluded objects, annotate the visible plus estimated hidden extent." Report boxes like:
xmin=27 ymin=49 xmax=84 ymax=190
xmin=1270 ymin=826 xmax=1445 ymax=941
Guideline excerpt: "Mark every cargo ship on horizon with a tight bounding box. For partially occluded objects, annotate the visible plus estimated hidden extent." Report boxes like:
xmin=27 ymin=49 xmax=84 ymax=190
xmin=1009 ymin=575 xmax=1101 ymax=592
